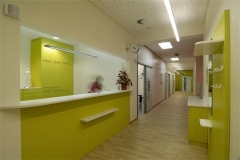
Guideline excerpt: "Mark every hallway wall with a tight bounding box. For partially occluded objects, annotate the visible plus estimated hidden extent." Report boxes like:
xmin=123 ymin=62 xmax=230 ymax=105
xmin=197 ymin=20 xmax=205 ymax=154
xmin=138 ymin=46 xmax=167 ymax=107
xmin=204 ymin=1 xmax=240 ymax=159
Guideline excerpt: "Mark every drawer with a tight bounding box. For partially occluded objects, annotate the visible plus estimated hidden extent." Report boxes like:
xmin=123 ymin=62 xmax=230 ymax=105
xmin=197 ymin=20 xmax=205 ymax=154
xmin=42 ymin=89 xmax=53 ymax=98
xmin=23 ymin=89 xmax=41 ymax=101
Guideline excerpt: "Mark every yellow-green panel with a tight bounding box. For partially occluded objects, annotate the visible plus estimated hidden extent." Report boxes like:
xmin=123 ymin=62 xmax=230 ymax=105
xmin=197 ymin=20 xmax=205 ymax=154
xmin=62 ymin=63 xmax=73 ymax=96
xmin=52 ymin=62 xmax=62 ymax=88
xmin=21 ymin=93 xmax=130 ymax=159
xmin=31 ymin=38 xmax=42 ymax=87
xmin=188 ymin=107 xmax=208 ymax=144
xmin=208 ymin=10 xmax=230 ymax=160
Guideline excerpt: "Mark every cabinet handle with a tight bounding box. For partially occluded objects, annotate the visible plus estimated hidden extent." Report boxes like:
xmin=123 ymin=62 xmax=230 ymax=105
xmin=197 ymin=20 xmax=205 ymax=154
xmin=43 ymin=59 xmax=51 ymax=62
xmin=43 ymin=86 xmax=52 ymax=88
xmin=54 ymin=61 xmax=61 ymax=63
xmin=54 ymin=86 xmax=61 ymax=88
xmin=62 ymin=90 xmax=70 ymax=91
xmin=62 ymin=62 xmax=71 ymax=65
xmin=25 ymin=92 xmax=37 ymax=94
xmin=43 ymin=90 xmax=51 ymax=93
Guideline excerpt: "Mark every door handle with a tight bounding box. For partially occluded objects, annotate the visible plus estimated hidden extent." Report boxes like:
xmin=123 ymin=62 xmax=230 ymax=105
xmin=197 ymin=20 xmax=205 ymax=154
xmin=148 ymin=78 xmax=150 ymax=100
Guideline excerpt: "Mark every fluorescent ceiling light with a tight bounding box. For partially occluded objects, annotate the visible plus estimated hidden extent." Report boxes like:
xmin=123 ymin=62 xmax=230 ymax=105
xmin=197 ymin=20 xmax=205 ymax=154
xmin=44 ymin=44 xmax=97 ymax=58
xmin=53 ymin=37 xmax=60 ymax=39
xmin=171 ymin=57 xmax=179 ymax=61
xmin=164 ymin=0 xmax=180 ymax=42
xmin=158 ymin=42 xmax=172 ymax=49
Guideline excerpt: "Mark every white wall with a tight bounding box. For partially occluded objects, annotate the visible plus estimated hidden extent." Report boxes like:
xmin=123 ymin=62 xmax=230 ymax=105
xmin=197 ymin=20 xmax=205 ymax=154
xmin=74 ymin=45 xmax=127 ymax=94
xmin=204 ymin=0 xmax=240 ymax=159
xmin=138 ymin=46 xmax=167 ymax=106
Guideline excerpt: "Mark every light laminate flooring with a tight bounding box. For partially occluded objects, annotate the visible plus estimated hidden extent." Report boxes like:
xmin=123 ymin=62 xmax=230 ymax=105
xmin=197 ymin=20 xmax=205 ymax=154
xmin=81 ymin=91 xmax=208 ymax=160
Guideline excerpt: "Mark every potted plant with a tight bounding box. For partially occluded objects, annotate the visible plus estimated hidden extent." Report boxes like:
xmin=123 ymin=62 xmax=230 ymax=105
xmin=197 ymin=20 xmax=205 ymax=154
xmin=116 ymin=70 xmax=133 ymax=90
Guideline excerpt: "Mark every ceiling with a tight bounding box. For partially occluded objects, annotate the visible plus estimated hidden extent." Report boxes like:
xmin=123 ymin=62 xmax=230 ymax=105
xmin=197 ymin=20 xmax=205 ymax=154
xmin=89 ymin=0 xmax=209 ymax=70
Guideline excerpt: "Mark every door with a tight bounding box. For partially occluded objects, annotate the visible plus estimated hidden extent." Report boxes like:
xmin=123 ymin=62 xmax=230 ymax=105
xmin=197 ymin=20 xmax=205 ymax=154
xmin=168 ymin=74 xmax=170 ymax=97
xmin=182 ymin=76 xmax=192 ymax=91
xmin=145 ymin=67 xmax=152 ymax=113
xmin=172 ymin=75 xmax=175 ymax=94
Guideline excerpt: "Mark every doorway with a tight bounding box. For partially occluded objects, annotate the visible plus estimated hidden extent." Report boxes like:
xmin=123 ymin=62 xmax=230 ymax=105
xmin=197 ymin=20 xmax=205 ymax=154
xmin=137 ymin=64 xmax=153 ymax=117
xmin=137 ymin=64 xmax=144 ymax=117
xmin=165 ymin=73 xmax=170 ymax=98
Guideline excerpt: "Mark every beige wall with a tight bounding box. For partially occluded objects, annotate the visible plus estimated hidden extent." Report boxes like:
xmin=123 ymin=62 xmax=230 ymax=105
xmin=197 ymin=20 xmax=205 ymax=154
xmin=204 ymin=0 xmax=240 ymax=159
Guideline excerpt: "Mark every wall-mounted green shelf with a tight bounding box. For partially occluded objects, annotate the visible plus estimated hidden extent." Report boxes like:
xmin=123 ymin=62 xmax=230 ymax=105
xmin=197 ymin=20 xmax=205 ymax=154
xmin=199 ymin=119 xmax=212 ymax=128
xmin=81 ymin=108 xmax=119 ymax=122
xmin=194 ymin=39 xmax=224 ymax=56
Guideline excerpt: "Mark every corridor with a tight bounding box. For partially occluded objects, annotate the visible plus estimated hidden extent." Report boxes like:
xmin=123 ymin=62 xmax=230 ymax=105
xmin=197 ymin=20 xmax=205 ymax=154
xmin=81 ymin=92 xmax=208 ymax=159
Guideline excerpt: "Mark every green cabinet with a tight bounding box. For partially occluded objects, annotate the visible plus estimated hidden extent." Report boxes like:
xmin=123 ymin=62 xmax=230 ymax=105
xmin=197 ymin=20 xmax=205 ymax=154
xmin=31 ymin=38 xmax=73 ymax=99
xmin=20 ymin=88 xmax=41 ymax=101
xmin=188 ymin=107 xmax=208 ymax=145
xmin=20 ymin=90 xmax=24 ymax=101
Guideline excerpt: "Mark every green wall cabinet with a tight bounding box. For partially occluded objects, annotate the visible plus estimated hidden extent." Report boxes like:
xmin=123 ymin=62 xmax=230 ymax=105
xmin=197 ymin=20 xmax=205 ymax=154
xmin=31 ymin=38 xmax=73 ymax=98
xmin=21 ymin=88 xmax=42 ymax=101
xmin=188 ymin=107 xmax=208 ymax=145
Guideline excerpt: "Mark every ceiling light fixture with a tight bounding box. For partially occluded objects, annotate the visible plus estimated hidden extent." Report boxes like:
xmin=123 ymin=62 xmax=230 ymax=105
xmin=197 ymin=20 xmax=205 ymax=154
xmin=53 ymin=37 xmax=60 ymax=39
xmin=158 ymin=42 xmax=172 ymax=49
xmin=171 ymin=57 xmax=179 ymax=61
xmin=164 ymin=0 xmax=180 ymax=42
xmin=44 ymin=44 xmax=97 ymax=58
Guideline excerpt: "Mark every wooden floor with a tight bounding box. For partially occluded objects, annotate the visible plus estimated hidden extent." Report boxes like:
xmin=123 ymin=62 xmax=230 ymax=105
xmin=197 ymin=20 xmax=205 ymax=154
xmin=81 ymin=92 xmax=208 ymax=160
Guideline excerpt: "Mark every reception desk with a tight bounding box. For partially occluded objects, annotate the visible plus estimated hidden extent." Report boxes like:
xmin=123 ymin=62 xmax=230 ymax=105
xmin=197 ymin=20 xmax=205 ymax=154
xmin=1 ymin=90 xmax=131 ymax=159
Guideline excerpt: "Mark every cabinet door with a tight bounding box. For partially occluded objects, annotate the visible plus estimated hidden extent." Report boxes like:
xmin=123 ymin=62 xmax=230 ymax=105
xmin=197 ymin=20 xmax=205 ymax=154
xmin=20 ymin=90 xmax=24 ymax=101
xmin=41 ymin=89 xmax=53 ymax=98
xmin=42 ymin=59 xmax=52 ymax=89
xmin=23 ymin=89 xmax=41 ymax=101
xmin=188 ymin=107 xmax=208 ymax=143
xmin=52 ymin=61 xmax=62 ymax=89
xmin=61 ymin=62 xmax=73 ymax=96
xmin=53 ymin=89 xmax=62 ymax=97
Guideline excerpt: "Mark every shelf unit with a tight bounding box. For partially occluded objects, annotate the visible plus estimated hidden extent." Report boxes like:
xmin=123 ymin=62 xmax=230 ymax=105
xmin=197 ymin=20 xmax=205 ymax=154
xmin=194 ymin=39 xmax=224 ymax=56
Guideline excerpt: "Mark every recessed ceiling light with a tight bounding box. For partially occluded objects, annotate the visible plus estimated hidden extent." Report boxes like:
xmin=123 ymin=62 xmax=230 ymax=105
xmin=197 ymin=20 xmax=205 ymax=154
xmin=158 ymin=42 xmax=172 ymax=49
xmin=171 ymin=57 xmax=179 ymax=61
xmin=53 ymin=37 xmax=59 ymax=39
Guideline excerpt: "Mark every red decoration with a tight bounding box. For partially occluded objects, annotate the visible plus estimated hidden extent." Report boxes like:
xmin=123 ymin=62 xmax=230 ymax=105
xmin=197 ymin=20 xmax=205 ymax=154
xmin=121 ymin=85 xmax=127 ymax=90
